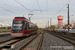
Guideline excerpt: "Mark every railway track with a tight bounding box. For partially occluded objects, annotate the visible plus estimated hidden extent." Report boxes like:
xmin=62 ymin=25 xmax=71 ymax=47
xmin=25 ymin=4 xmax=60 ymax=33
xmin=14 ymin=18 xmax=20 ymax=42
xmin=1 ymin=30 xmax=75 ymax=50
xmin=0 ymin=33 xmax=40 ymax=50
xmin=0 ymin=31 xmax=41 ymax=42
xmin=41 ymin=32 xmax=75 ymax=50
xmin=20 ymin=32 xmax=44 ymax=50
xmin=48 ymin=31 xmax=75 ymax=46
xmin=0 ymin=33 xmax=10 ymax=38
xmin=0 ymin=36 xmax=14 ymax=42
xmin=37 ymin=32 xmax=44 ymax=50
xmin=0 ymin=31 xmax=44 ymax=50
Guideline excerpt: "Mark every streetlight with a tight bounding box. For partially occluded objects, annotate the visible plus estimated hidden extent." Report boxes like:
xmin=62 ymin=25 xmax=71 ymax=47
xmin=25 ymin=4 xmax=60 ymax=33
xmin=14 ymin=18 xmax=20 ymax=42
xmin=28 ymin=14 xmax=33 ymax=21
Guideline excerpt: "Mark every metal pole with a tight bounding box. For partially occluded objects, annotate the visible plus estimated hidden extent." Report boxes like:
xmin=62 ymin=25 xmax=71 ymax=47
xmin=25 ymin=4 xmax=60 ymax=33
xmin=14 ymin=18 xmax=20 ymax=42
xmin=68 ymin=4 xmax=69 ymax=35
xmin=50 ymin=18 xmax=51 ymax=27
xmin=46 ymin=22 xmax=47 ymax=28
xmin=29 ymin=17 xmax=31 ymax=21
xmin=48 ymin=20 xmax=49 ymax=28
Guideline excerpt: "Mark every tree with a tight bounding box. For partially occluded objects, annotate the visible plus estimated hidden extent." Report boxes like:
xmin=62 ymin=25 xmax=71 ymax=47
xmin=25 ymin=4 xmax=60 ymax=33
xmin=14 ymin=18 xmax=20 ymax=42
xmin=8 ymin=26 xmax=11 ymax=29
xmin=50 ymin=25 xmax=56 ymax=29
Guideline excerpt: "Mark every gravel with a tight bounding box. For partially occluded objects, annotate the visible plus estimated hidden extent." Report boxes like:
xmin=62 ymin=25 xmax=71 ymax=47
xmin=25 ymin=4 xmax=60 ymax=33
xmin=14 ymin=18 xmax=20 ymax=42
xmin=41 ymin=32 xmax=75 ymax=50
xmin=0 ymin=36 xmax=14 ymax=42
xmin=12 ymin=35 xmax=38 ymax=50
xmin=24 ymin=34 xmax=42 ymax=48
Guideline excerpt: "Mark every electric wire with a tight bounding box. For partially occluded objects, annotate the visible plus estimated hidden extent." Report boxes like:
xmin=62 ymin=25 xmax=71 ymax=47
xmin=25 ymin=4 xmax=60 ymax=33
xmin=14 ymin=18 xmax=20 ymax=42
xmin=46 ymin=0 xmax=48 ymax=12
xmin=36 ymin=0 xmax=43 ymax=20
xmin=36 ymin=0 xmax=42 ymax=12
xmin=15 ymin=0 xmax=32 ymax=13
xmin=0 ymin=7 xmax=17 ymax=15
xmin=51 ymin=0 xmax=71 ymax=18
xmin=0 ymin=2 xmax=18 ymax=15
xmin=15 ymin=0 xmax=38 ymax=20
xmin=15 ymin=0 xmax=43 ymax=20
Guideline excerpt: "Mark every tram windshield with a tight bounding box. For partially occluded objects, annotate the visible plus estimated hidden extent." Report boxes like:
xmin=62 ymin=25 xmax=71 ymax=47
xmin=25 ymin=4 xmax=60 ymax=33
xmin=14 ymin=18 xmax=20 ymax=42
xmin=12 ymin=21 xmax=23 ymax=30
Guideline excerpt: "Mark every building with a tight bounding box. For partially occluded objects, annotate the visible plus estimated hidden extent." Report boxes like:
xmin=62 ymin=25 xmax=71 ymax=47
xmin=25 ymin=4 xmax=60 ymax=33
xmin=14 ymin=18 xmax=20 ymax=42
xmin=57 ymin=15 xmax=63 ymax=29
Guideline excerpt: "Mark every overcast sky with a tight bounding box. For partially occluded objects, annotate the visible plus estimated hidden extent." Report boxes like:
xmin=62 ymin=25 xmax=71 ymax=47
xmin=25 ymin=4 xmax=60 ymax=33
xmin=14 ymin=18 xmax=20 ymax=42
xmin=0 ymin=0 xmax=75 ymax=28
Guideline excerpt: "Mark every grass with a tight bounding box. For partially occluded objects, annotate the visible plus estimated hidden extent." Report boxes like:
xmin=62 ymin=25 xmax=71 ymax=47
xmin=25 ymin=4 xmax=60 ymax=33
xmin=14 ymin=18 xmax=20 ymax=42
xmin=0 ymin=29 xmax=11 ymax=32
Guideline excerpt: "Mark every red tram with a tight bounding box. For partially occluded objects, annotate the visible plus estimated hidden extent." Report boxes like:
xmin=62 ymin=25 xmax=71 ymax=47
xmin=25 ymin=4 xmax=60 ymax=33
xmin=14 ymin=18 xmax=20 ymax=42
xmin=11 ymin=17 xmax=38 ymax=37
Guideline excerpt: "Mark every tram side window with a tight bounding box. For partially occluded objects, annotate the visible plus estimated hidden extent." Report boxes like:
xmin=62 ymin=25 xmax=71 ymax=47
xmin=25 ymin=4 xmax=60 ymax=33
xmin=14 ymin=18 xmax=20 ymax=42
xmin=23 ymin=22 xmax=27 ymax=30
xmin=29 ymin=23 xmax=35 ymax=30
xmin=31 ymin=24 xmax=33 ymax=30
xmin=29 ymin=23 xmax=31 ymax=30
xmin=31 ymin=24 xmax=34 ymax=30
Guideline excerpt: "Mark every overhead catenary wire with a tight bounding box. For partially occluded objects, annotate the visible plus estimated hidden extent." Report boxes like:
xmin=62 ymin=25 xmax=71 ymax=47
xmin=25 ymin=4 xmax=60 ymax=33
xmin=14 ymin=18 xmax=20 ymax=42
xmin=36 ymin=0 xmax=42 ymax=13
xmin=0 ymin=7 xmax=17 ymax=15
xmin=15 ymin=0 xmax=34 ymax=14
xmin=46 ymin=0 xmax=48 ymax=12
xmin=36 ymin=0 xmax=43 ymax=20
xmin=0 ymin=2 xmax=18 ymax=15
xmin=15 ymin=0 xmax=48 ymax=26
xmin=15 ymin=0 xmax=44 ymax=20
xmin=0 ymin=2 xmax=9 ymax=6
xmin=15 ymin=0 xmax=32 ymax=13
xmin=15 ymin=0 xmax=36 ymax=19
xmin=51 ymin=0 xmax=71 ymax=18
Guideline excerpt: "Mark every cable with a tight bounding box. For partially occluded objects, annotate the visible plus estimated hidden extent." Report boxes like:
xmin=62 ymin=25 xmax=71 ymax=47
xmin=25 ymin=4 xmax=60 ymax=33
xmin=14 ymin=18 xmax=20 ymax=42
xmin=51 ymin=0 xmax=71 ymax=18
xmin=46 ymin=0 xmax=48 ymax=12
xmin=0 ymin=7 xmax=17 ymax=15
xmin=36 ymin=0 xmax=43 ymax=20
xmin=0 ymin=2 xmax=18 ymax=15
xmin=15 ymin=0 xmax=32 ymax=13
xmin=36 ymin=0 xmax=42 ymax=12
xmin=36 ymin=0 xmax=42 ymax=18
xmin=15 ymin=0 xmax=36 ymax=18
xmin=15 ymin=0 xmax=44 ymax=20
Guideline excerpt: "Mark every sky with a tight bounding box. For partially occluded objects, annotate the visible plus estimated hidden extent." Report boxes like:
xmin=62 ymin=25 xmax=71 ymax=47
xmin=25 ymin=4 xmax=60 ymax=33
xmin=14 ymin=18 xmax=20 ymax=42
xmin=0 ymin=0 xmax=75 ymax=28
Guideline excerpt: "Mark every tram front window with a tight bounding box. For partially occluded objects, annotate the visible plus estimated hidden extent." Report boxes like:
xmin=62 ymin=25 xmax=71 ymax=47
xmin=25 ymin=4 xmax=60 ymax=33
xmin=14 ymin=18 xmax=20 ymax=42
xmin=12 ymin=24 xmax=22 ymax=30
xmin=12 ymin=21 xmax=23 ymax=30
